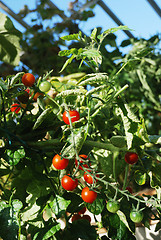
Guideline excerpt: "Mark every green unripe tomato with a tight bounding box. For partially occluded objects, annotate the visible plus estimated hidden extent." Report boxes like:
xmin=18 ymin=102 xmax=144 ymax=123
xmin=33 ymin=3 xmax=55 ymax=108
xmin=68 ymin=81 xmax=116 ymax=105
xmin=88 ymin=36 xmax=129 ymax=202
xmin=39 ymin=81 xmax=51 ymax=92
xmin=130 ymin=210 xmax=143 ymax=223
xmin=106 ymin=200 xmax=120 ymax=213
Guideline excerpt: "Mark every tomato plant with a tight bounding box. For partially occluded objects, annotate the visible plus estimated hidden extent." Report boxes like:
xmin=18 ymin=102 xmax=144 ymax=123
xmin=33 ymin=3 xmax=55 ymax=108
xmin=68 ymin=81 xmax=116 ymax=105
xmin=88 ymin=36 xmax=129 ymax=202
xmin=0 ymin=23 xmax=161 ymax=240
xmin=81 ymin=187 xmax=97 ymax=204
xmin=125 ymin=152 xmax=139 ymax=165
xmin=52 ymin=154 xmax=69 ymax=170
xmin=106 ymin=200 xmax=120 ymax=213
xmin=22 ymin=73 xmax=35 ymax=87
xmin=130 ymin=210 xmax=144 ymax=223
xmin=63 ymin=110 xmax=80 ymax=125
xmin=61 ymin=175 xmax=78 ymax=191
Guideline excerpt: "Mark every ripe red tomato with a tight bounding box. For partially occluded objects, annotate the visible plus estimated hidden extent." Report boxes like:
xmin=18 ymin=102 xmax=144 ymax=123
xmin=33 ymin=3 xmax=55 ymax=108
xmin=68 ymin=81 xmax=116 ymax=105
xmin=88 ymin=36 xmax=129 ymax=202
xmin=81 ymin=187 xmax=97 ymax=204
xmin=84 ymin=171 xmax=99 ymax=184
xmin=125 ymin=152 xmax=138 ymax=165
xmin=52 ymin=154 xmax=69 ymax=170
xmin=78 ymin=206 xmax=86 ymax=215
xmin=75 ymin=154 xmax=90 ymax=171
xmin=71 ymin=214 xmax=82 ymax=222
xmin=10 ymin=103 xmax=21 ymax=114
xmin=61 ymin=175 xmax=78 ymax=191
xmin=63 ymin=110 xmax=80 ymax=125
xmin=17 ymin=91 xmax=29 ymax=103
xmin=22 ymin=73 xmax=35 ymax=87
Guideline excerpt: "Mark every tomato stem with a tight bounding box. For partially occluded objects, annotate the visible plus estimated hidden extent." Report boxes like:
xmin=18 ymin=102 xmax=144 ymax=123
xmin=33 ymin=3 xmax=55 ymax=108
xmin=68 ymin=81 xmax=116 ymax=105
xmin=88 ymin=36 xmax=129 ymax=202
xmin=123 ymin=164 xmax=129 ymax=190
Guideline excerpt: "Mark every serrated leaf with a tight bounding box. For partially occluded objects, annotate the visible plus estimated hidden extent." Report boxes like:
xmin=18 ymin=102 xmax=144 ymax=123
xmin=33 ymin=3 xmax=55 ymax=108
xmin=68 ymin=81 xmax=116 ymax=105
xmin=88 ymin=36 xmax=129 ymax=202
xmin=61 ymin=33 xmax=80 ymax=41
xmin=110 ymin=136 xmax=127 ymax=148
xmin=56 ymin=88 xmax=86 ymax=97
xmin=78 ymin=73 xmax=108 ymax=86
xmin=90 ymin=28 xmax=97 ymax=40
xmin=86 ymin=195 xmax=104 ymax=215
xmin=59 ymin=54 xmax=76 ymax=73
xmin=58 ymin=48 xmax=77 ymax=57
xmin=33 ymin=108 xmax=51 ymax=130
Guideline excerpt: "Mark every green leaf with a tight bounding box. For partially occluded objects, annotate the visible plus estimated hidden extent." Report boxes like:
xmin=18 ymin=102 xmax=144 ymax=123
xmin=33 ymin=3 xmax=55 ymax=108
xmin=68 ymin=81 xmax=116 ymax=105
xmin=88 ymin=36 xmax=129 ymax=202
xmin=110 ymin=136 xmax=127 ymax=148
xmin=62 ymin=126 xmax=87 ymax=158
xmin=58 ymin=48 xmax=78 ymax=57
xmin=59 ymin=54 xmax=76 ymax=73
xmin=33 ymin=108 xmax=51 ymax=130
xmin=6 ymin=147 xmax=25 ymax=166
xmin=86 ymin=195 xmax=105 ymax=215
xmin=0 ymin=12 xmax=22 ymax=66
xmin=134 ymin=170 xmax=147 ymax=185
xmin=0 ymin=78 xmax=8 ymax=91
xmin=50 ymin=195 xmax=71 ymax=218
xmin=61 ymin=33 xmax=80 ymax=41
xmin=78 ymin=73 xmax=108 ymax=86
xmin=90 ymin=28 xmax=97 ymax=40
xmin=42 ymin=223 xmax=61 ymax=240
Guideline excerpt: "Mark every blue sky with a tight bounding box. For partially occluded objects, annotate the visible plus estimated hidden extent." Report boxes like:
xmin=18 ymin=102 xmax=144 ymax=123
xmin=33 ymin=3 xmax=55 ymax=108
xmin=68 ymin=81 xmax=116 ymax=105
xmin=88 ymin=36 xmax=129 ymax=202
xmin=1 ymin=0 xmax=161 ymax=48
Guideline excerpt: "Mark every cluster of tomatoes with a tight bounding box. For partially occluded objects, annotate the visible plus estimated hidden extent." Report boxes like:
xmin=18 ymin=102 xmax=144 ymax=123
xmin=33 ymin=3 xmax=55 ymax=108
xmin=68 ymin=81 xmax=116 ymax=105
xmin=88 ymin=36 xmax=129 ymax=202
xmin=52 ymin=153 xmax=98 ymax=204
xmin=10 ymin=73 xmax=52 ymax=114
xmin=52 ymin=110 xmax=99 ymax=204
xmin=106 ymin=199 xmax=143 ymax=223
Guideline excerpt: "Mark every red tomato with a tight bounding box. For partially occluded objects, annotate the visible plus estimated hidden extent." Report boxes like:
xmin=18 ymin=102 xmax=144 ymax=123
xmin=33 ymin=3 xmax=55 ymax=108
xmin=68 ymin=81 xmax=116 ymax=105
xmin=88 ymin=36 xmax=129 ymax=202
xmin=61 ymin=175 xmax=78 ymax=191
xmin=52 ymin=154 xmax=69 ymax=170
xmin=78 ymin=206 xmax=86 ymax=215
xmin=22 ymin=73 xmax=35 ymax=87
xmin=81 ymin=187 xmax=97 ymax=204
xmin=82 ymin=214 xmax=91 ymax=223
xmin=63 ymin=110 xmax=80 ymax=125
xmin=75 ymin=154 xmax=90 ymax=171
xmin=84 ymin=171 xmax=99 ymax=184
xmin=71 ymin=214 xmax=82 ymax=222
xmin=125 ymin=152 xmax=138 ymax=165
xmin=17 ymin=91 xmax=29 ymax=103
xmin=10 ymin=103 xmax=21 ymax=114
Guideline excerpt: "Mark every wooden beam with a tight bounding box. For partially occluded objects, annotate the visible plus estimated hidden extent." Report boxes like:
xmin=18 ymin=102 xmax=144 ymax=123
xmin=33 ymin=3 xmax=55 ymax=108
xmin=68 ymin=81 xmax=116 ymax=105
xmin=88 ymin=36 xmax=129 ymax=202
xmin=0 ymin=0 xmax=30 ymax=29
xmin=146 ymin=0 xmax=161 ymax=18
